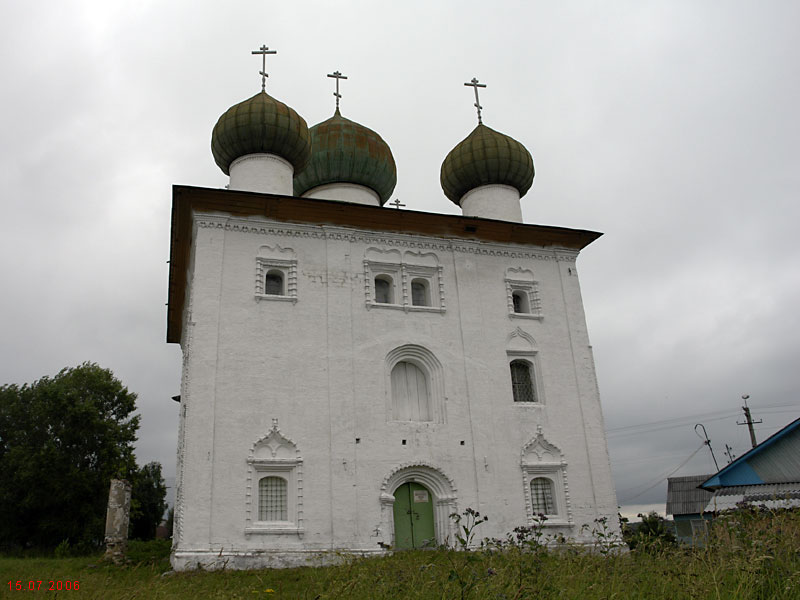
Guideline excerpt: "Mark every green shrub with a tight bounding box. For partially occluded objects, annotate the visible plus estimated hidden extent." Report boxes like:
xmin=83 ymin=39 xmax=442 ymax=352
xmin=623 ymin=511 xmax=677 ymax=552
xmin=53 ymin=539 xmax=71 ymax=558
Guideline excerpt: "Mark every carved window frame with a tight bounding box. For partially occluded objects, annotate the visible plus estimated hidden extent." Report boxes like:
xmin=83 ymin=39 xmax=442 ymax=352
xmin=520 ymin=428 xmax=572 ymax=527
xmin=366 ymin=262 xmax=402 ymax=307
xmin=245 ymin=420 xmax=304 ymax=535
xmin=505 ymin=267 xmax=542 ymax=320
xmin=403 ymin=264 xmax=445 ymax=313
xmin=255 ymin=245 xmax=298 ymax=304
xmin=364 ymin=249 xmax=445 ymax=314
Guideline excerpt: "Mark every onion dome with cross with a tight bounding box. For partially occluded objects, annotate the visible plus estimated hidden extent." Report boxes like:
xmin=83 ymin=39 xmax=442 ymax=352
xmin=211 ymin=46 xmax=312 ymax=195
xmin=440 ymin=78 xmax=534 ymax=223
xmin=293 ymin=71 xmax=397 ymax=206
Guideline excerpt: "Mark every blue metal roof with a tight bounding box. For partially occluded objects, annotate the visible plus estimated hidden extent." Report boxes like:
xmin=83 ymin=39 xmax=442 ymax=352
xmin=701 ymin=416 xmax=800 ymax=490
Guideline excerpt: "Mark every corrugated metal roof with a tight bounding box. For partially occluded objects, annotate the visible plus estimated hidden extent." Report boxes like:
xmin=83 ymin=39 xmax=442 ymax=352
xmin=702 ymin=416 xmax=800 ymax=489
xmin=703 ymin=482 xmax=800 ymax=512
xmin=749 ymin=426 xmax=800 ymax=482
xmin=666 ymin=475 xmax=715 ymax=515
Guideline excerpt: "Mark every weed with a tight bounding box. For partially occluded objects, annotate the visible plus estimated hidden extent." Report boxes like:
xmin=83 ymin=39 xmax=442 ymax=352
xmin=3 ymin=507 xmax=800 ymax=599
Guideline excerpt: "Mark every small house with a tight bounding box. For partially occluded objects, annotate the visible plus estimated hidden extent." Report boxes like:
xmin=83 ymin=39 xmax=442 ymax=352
xmin=665 ymin=474 xmax=714 ymax=543
xmin=700 ymin=416 xmax=800 ymax=512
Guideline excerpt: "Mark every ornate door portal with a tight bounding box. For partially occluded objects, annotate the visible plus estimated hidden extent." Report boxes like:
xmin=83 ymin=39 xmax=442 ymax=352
xmin=392 ymin=482 xmax=435 ymax=549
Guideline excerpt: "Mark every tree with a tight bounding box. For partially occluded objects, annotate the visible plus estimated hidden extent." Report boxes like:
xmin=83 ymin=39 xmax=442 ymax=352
xmin=0 ymin=363 xmax=139 ymax=550
xmin=129 ymin=461 xmax=167 ymax=540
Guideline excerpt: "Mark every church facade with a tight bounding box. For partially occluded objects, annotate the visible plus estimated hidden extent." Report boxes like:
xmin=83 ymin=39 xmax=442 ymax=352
xmin=167 ymin=65 xmax=618 ymax=570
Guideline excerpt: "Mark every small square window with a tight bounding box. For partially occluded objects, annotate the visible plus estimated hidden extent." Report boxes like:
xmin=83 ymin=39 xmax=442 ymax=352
xmin=255 ymin=245 xmax=297 ymax=303
xmin=264 ymin=270 xmax=285 ymax=295
xmin=411 ymin=279 xmax=430 ymax=307
xmin=505 ymin=268 xmax=542 ymax=320
xmin=375 ymin=275 xmax=395 ymax=304
xmin=512 ymin=291 xmax=530 ymax=314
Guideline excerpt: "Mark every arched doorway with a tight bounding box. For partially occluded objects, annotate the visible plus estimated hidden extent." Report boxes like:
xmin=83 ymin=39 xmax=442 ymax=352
xmin=379 ymin=462 xmax=459 ymax=549
xmin=392 ymin=482 xmax=435 ymax=549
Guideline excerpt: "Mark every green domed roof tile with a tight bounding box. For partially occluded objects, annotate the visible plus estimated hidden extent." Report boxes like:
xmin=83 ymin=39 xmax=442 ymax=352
xmin=440 ymin=124 xmax=534 ymax=205
xmin=211 ymin=91 xmax=311 ymax=176
xmin=293 ymin=110 xmax=397 ymax=205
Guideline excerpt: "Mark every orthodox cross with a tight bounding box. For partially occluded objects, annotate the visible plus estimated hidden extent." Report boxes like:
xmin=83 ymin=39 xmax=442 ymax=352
xmin=252 ymin=45 xmax=277 ymax=92
xmin=327 ymin=70 xmax=348 ymax=111
xmin=464 ymin=77 xmax=487 ymax=125
xmin=390 ymin=199 xmax=406 ymax=209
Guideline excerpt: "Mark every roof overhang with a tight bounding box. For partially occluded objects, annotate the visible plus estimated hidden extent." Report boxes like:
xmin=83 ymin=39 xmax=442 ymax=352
xmin=166 ymin=185 xmax=603 ymax=344
xmin=700 ymin=416 xmax=800 ymax=490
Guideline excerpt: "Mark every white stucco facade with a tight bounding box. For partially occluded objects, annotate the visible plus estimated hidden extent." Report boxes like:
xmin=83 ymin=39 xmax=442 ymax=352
xmin=169 ymin=202 xmax=618 ymax=570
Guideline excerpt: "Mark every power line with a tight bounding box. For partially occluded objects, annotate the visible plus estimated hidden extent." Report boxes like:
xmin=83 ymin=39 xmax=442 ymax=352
xmin=607 ymin=409 xmax=739 ymax=434
xmin=607 ymin=413 xmax=738 ymax=439
xmin=606 ymin=401 xmax=799 ymax=438
xmin=618 ymin=443 xmax=705 ymax=503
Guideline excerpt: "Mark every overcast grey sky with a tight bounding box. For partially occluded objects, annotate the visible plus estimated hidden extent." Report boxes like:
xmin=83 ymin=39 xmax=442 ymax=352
xmin=2 ymin=0 xmax=798 ymax=519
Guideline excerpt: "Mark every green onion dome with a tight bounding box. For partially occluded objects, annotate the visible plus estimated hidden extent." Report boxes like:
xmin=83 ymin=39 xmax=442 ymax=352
xmin=440 ymin=123 xmax=534 ymax=205
xmin=293 ymin=109 xmax=397 ymax=205
xmin=211 ymin=91 xmax=311 ymax=176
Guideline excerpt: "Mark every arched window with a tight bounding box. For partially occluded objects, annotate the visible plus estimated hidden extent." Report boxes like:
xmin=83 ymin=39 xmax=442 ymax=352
xmin=375 ymin=275 xmax=394 ymax=304
xmin=510 ymin=360 xmax=536 ymax=403
xmin=265 ymin=270 xmax=284 ymax=295
xmin=391 ymin=361 xmax=432 ymax=421
xmin=411 ymin=278 xmax=430 ymax=307
xmin=259 ymin=476 xmax=288 ymax=521
xmin=512 ymin=291 xmax=530 ymax=314
xmin=530 ymin=477 xmax=556 ymax=515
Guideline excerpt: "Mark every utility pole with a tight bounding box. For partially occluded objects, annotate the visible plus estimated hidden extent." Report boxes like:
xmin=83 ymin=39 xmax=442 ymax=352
xmin=724 ymin=444 xmax=736 ymax=464
xmin=737 ymin=394 xmax=762 ymax=449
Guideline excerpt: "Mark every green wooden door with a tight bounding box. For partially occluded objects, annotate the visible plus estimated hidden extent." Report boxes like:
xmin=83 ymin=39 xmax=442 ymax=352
xmin=393 ymin=482 xmax=435 ymax=549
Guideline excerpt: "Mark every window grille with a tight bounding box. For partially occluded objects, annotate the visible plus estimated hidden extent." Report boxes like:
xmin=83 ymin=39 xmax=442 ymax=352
xmin=259 ymin=476 xmax=288 ymax=521
xmin=530 ymin=477 xmax=555 ymax=515
xmin=510 ymin=360 xmax=536 ymax=402
xmin=265 ymin=271 xmax=284 ymax=295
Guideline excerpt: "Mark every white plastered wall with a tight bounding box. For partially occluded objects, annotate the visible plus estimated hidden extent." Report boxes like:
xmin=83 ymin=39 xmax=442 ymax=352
xmin=171 ymin=213 xmax=618 ymax=570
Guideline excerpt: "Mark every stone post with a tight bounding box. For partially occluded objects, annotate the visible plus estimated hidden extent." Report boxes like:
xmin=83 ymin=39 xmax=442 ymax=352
xmin=104 ymin=479 xmax=132 ymax=564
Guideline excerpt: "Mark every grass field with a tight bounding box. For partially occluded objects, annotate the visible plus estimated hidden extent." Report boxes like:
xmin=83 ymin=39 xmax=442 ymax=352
xmin=2 ymin=507 xmax=799 ymax=599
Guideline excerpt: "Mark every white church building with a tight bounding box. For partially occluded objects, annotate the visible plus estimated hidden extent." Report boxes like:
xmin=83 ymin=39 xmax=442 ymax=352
xmin=167 ymin=55 xmax=618 ymax=570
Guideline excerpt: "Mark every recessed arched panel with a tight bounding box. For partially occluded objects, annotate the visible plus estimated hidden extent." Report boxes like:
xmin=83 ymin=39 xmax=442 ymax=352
xmin=391 ymin=361 xmax=431 ymax=421
xmin=385 ymin=344 xmax=445 ymax=423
